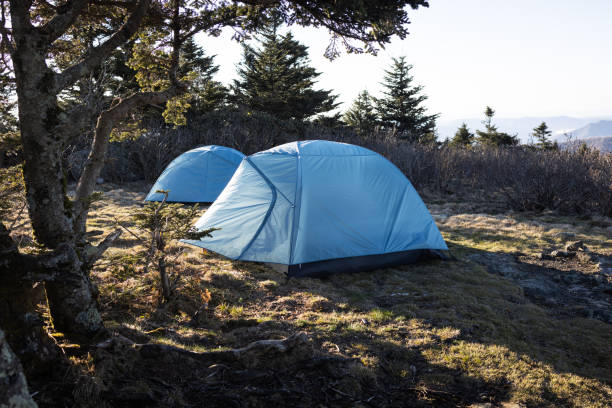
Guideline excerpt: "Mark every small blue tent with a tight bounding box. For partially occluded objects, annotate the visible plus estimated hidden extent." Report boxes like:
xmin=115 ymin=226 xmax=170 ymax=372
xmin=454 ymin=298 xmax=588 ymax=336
xmin=184 ymin=140 xmax=448 ymax=277
xmin=145 ymin=145 xmax=244 ymax=203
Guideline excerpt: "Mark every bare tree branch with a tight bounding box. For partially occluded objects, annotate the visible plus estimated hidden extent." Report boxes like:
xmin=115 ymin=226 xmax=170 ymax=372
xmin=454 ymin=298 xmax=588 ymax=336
xmin=73 ymin=84 xmax=185 ymax=236
xmin=114 ymin=215 xmax=148 ymax=245
xmin=100 ymin=332 xmax=311 ymax=363
xmin=54 ymin=0 xmax=151 ymax=92
xmin=72 ymin=0 xmax=188 ymax=237
xmin=8 ymin=0 xmax=35 ymax=41
xmin=1 ymin=222 xmax=79 ymax=283
xmin=0 ymin=0 xmax=14 ymax=54
xmin=84 ymin=228 xmax=122 ymax=266
xmin=37 ymin=0 xmax=89 ymax=44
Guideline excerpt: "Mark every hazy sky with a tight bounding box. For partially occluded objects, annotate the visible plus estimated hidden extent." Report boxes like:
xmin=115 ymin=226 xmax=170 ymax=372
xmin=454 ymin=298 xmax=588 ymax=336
xmin=195 ymin=0 xmax=612 ymax=121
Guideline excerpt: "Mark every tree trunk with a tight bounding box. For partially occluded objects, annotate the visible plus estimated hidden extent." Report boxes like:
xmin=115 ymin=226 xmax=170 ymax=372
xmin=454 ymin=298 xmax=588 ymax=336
xmin=0 ymin=223 xmax=58 ymax=377
xmin=159 ymin=255 xmax=171 ymax=301
xmin=0 ymin=328 xmax=38 ymax=408
xmin=73 ymin=86 xmax=185 ymax=237
xmin=10 ymin=28 xmax=103 ymax=336
xmin=7 ymin=0 xmax=169 ymax=339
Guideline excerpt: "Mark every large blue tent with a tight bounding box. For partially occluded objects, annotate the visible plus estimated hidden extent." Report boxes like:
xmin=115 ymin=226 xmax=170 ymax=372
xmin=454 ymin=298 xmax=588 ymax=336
xmin=145 ymin=145 xmax=244 ymax=203
xmin=183 ymin=140 xmax=448 ymax=277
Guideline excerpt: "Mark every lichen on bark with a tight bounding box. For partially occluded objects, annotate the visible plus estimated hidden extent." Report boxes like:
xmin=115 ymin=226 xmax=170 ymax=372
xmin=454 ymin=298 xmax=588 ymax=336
xmin=0 ymin=328 xmax=38 ymax=408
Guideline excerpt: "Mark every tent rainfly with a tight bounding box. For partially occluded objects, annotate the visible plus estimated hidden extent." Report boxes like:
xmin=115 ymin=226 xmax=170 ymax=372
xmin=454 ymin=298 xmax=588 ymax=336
xmin=145 ymin=145 xmax=244 ymax=203
xmin=183 ymin=140 xmax=448 ymax=277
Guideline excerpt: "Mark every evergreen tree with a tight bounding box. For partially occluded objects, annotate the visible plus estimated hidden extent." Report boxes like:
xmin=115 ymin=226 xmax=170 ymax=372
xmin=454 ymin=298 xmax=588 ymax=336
xmin=419 ymin=131 xmax=439 ymax=146
xmin=475 ymin=106 xmax=519 ymax=146
xmin=343 ymin=90 xmax=379 ymax=137
xmin=312 ymin=113 xmax=345 ymax=129
xmin=531 ymin=121 xmax=558 ymax=150
xmin=231 ymin=16 xmax=338 ymax=121
xmin=179 ymin=38 xmax=228 ymax=114
xmin=0 ymin=0 xmax=434 ymax=383
xmin=376 ymin=57 xmax=438 ymax=143
xmin=0 ymin=70 xmax=20 ymax=166
xmin=449 ymin=123 xmax=475 ymax=147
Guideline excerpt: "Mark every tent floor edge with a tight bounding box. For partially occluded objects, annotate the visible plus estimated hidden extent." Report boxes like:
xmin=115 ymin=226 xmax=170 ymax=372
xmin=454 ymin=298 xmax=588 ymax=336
xmin=286 ymin=249 xmax=448 ymax=278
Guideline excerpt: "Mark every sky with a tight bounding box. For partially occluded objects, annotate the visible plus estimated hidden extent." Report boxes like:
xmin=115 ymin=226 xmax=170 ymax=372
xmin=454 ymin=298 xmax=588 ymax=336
xmin=195 ymin=0 xmax=612 ymax=122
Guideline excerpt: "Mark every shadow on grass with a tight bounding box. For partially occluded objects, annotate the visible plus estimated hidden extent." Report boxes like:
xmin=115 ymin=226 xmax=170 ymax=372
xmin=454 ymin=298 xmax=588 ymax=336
xmin=94 ymin=241 xmax=611 ymax=407
xmin=214 ymin=243 xmax=612 ymax=406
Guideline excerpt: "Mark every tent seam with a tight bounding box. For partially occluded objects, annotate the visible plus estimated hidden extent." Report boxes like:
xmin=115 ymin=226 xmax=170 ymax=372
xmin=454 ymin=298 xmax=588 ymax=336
xmin=382 ymin=184 xmax=408 ymax=252
xmin=253 ymin=153 xmax=376 ymax=158
xmin=146 ymin=151 xmax=212 ymax=201
xmin=208 ymin=149 xmax=244 ymax=166
xmin=288 ymin=141 xmax=303 ymax=265
xmin=237 ymin=158 xmax=277 ymax=259
xmin=204 ymin=149 xmax=209 ymax=197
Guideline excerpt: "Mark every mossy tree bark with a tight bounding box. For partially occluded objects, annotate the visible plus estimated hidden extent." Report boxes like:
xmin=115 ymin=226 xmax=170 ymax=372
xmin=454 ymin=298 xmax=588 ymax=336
xmin=0 ymin=328 xmax=38 ymax=408
xmin=9 ymin=2 xmax=102 ymax=337
xmin=1 ymin=0 xmax=428 ymax=399
xmin=6 ymin=0 xmax=187 ymax=341
xmin=5 ymin=0 xmax=152 ymax=339
xmin=0 ymin=223 xmax=58 ymax=375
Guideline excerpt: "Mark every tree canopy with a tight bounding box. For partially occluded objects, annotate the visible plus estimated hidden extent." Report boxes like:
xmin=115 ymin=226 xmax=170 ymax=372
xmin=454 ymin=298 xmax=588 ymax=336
xmin=231 ymin=14 xmax=337 ymax=121
xmin=376 ymin=57 xmax=438 ymax=143
xmin=449 ymin=123 xmax=475 ymax=147
xmin=0 ymin=0 xmax=432 ymax=362
xmin=475 ymin=106 xmax=519 ymax=146
xmin=343 ymin=90 xmax=379 ymax=137
xmin=531 ymin=121 xmax=558 ymax=150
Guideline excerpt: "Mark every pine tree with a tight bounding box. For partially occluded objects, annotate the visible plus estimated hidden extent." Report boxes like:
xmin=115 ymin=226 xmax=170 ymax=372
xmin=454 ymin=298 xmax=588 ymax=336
xmin=0 ymin=71 xmax=20 ymax=166
xmin=179 ymin=38 xmax=228 ymax=114
xmin=343 ymin=90 xmax=379 ymax=137
xmin=376 ymin=57 xmax=438 ymax=143
xmin=475 ymin=106 xmax=519 ymax=146
xmin=449 ymin=123 xmax=474 ymax=147
xmin=231 ymin=15 xmax=337 ymax=121
xmin=0 ymin=0 xmax=434 ymax=379
xmin=531 ymin=121 xmax=558 ymax=150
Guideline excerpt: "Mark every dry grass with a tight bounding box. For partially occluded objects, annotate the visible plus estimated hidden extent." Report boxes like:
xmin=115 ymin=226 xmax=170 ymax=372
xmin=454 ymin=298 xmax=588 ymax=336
xmin=431 ymin=203 xmax=612 ymax=257
xmin=5 ymin=182 xmax=612 ymax=407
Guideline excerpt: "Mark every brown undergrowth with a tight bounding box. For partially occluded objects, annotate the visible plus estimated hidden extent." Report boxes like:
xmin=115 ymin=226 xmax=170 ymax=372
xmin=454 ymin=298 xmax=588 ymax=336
xmin=5 ymin=182 xmax=612 ymax=407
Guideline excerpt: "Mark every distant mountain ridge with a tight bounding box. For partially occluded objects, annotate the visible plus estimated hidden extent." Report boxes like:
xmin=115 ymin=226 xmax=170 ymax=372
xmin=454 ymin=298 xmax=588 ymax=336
xmin=580 ymin=137 xmax=612 ymax=152
xmin=437 ymin=116 xmax=612 ymax=144
xmin=557 ymin=120 xmax=612 ymax=153
xmin=562 ymin=136 xmax=612 ymax=153
xmin=560 ymin=120 xmax=612 ymax=141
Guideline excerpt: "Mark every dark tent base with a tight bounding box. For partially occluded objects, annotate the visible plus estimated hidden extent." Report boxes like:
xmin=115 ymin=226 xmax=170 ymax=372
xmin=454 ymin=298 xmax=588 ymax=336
xmin=279 ymin=249 xmax=451 ymax=278
xmin=144 ymin=200 xmax=213 ymax=205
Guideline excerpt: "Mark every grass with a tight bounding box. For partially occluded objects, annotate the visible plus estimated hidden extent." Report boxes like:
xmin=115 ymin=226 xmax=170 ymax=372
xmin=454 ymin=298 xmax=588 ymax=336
xmin=5 ymin=182 xmax=612 ymax=407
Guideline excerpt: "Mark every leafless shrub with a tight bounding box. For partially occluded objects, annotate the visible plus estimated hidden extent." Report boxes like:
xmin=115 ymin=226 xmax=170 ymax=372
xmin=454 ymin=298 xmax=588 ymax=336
xmin=98 ymin=111 xmax=612 ymax=217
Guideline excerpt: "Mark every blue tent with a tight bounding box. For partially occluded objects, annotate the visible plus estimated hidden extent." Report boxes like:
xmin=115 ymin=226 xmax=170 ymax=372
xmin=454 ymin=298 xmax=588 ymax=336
xmin=184 ymin=140 xmax=448 ymax=277
xmin=145 ymin=145 xmax=244 ymax=203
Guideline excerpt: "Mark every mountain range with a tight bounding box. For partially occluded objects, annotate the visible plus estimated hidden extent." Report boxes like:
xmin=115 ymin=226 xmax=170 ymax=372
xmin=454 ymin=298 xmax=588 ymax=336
xmin=565 ymin=136 xmax=612 ymax=152
xmin=560 ymin=120 xmax=612 ymax=140
xmin=437 ymin=116 xmax=612 ymax=152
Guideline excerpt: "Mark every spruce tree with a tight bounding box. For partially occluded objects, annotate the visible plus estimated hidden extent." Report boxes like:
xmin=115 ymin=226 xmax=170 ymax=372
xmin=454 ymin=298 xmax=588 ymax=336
xmin=449 ymin=123 xmax=474 ymax=147
xmin=0 ymin=72 xmax=19 ymax=166
xmin=475 ymin=106 xmax=519 ymax=146
xmin=179 ymin=38 xmax=228 ymax=114
xmin=0 ymin=76 xmax=17 ymax=135
xmin=376 ymin=57 xmax=438 ymax=143
xmin=231 ymin=16 xmax=337 ymax=121
xmin=0 ymin=0 xmax=435 ymax=378
xmin=531 ymin=121 xmax=558 ymax=150
xmin=343 ymin=90 xmax=379 ymax=137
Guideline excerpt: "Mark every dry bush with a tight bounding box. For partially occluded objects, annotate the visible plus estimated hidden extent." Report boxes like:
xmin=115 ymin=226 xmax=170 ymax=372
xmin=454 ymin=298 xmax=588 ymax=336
xmin=491 ymin=148 xmax=612 ymax=215
xmin=89 ymin=110 xmax=612 ymax=216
